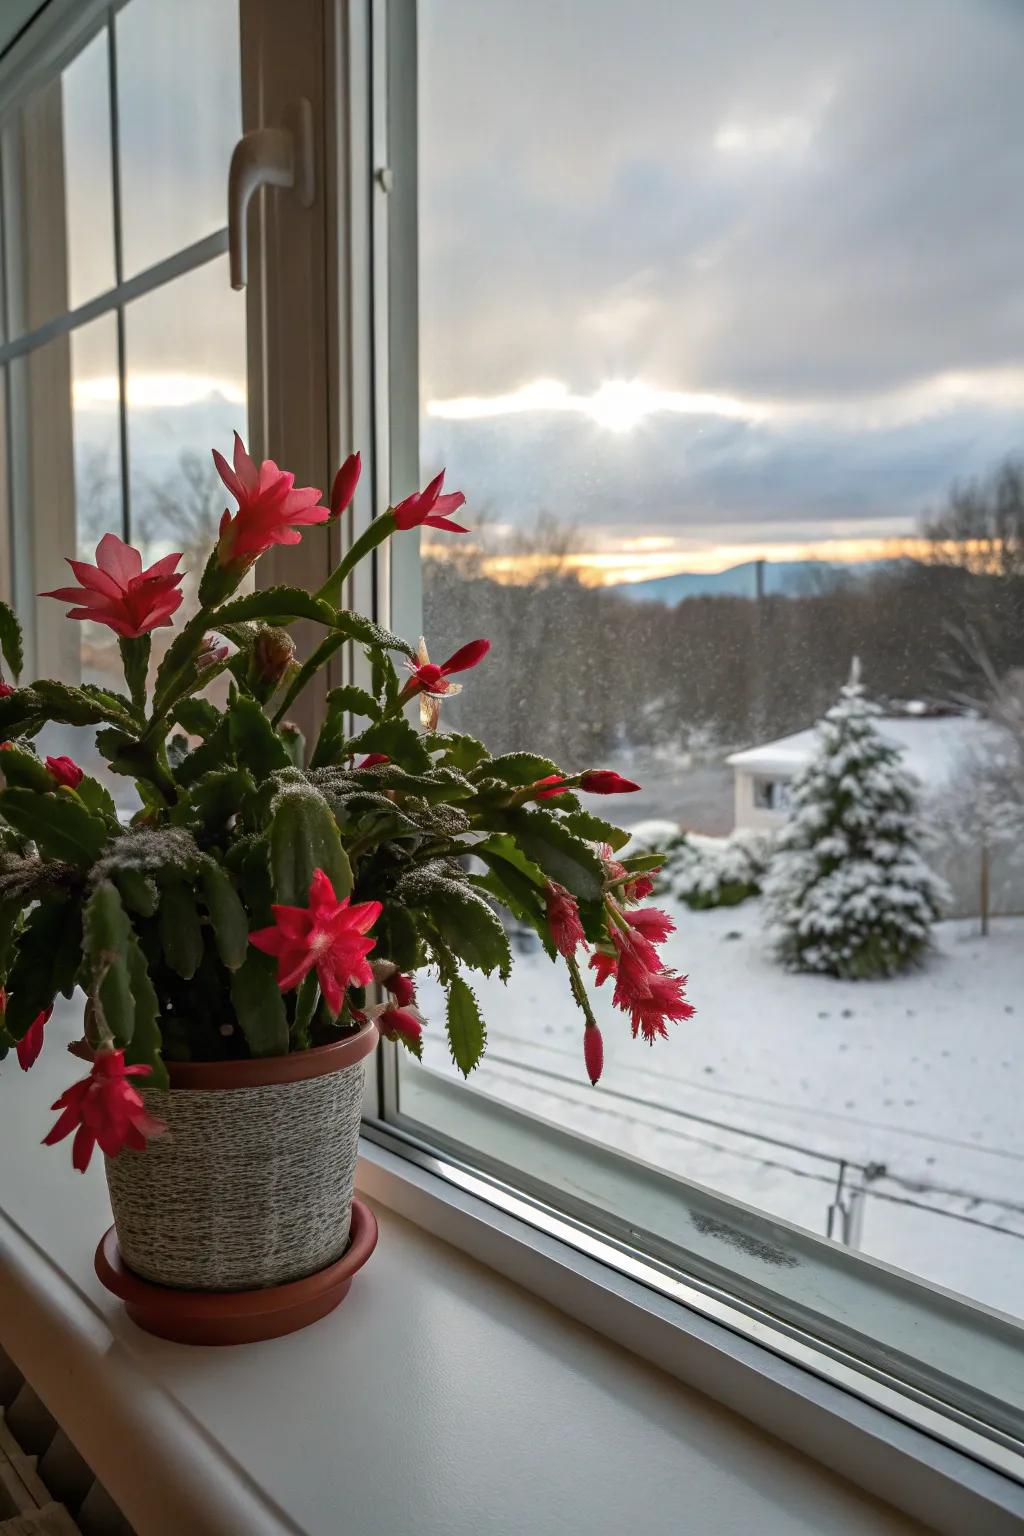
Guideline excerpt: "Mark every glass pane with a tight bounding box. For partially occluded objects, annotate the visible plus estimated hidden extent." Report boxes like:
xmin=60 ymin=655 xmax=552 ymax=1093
xmin=13 ymin=315 xmax=127 ymax=796
xmin=2 ymin=25 xmax=115 ymax=333
xmin=409 ymin=0 xmax=1024 ymax=1332
xmin=115 ymin=0 xmax=241 ymax=277
xmin=124 ymin=255 xmax=247 ymax=632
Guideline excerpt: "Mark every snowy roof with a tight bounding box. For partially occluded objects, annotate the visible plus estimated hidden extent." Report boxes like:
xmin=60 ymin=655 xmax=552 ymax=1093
xmin=726 ymin=714 xmax=1004 ymax=789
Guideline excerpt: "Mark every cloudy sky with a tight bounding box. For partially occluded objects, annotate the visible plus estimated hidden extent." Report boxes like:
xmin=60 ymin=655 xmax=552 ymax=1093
xmin=418 ymin=0 xmax=1024 ymax=582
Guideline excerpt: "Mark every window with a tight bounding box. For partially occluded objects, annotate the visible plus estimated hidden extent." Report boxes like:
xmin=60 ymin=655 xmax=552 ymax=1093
xmin=375 ymin=0 xmax=1024 ymax=1469
xmin=752 ymin=777 xmax=791 ymax=813
xmin=0 ymin=0 xmax=246 ymax=803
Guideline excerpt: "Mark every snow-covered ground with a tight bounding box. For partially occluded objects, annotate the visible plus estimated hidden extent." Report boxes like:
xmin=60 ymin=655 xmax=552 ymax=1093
xmin=417 ymin=901 xmax=1024 ymax=1319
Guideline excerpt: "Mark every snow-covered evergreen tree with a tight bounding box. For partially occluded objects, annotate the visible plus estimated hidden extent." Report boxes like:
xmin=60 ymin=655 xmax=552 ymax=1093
xmin=763 ymin=664 xmax=947 ymax=978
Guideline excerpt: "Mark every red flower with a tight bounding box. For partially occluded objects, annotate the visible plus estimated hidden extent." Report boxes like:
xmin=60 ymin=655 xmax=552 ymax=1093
xmin=356 ymin=753 xmax=390 ymax=769
xmin=534 ymin=774 xmax=570 ymax=800
xmin=330 ymin=452 xmax=361 ymax=520
xmin=42 ymin=534 xmax=184 ymax=638
xmin=603 ymin=926 xmax=694 ymax=1045
xmin=43 ymin=1050 xmax=165 ymax=1173
xmin=626 ymin=971 xmax=695 ymax=1045
xmin=377 ymin=1005 xmax=424 ymax=1052
xmin=15 ymin=1007 xmax=51 ymax=1070
xmin=214 ymin=432 xmax=326 ymax=564
xmin=403 ymin=637 xmax=490 ymax=730
xmin=583 ymin=1022 xmax=604 ymax=1086
xmin=589 ymin=949 xmax=618 ymax=986
xmin=249 ymin=868 xmax=382 ymax=1017
xmin=45 ymin=755 xmax=83 ymax=790
xmin=0 ymin=682 xmax=13 ymax=698
xmin=383 ymin=970 xmax=416 ymax=1007
xmin=393 ymin=470 xmax=467 ymax=533
xmin=579 ymin=770 xmax=640 ymax=795
xmin=626 ymin=907 xmax=675 ymax=944
xmin=545 ymin=882 xmax=587 ymax=959
xmin=405 ymin=637 xmax=490 ymax=696
xmin=624 ymin=873 xmax=655 ymax=902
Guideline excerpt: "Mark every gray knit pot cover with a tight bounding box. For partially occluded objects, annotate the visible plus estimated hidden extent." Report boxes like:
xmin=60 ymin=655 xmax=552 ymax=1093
xmin=104 ymin=1058 xmax=367 ymax=1292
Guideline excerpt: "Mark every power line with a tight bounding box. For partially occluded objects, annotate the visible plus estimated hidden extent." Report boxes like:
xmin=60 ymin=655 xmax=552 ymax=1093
xmin=469 ymin=1053 xmax=1024 ymax=1243
xmin=480 ymin=1024 xmax=1024 ymax=1167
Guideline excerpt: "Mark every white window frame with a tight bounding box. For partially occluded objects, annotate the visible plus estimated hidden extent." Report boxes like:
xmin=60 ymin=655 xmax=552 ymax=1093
xmin=0 ymin=3 xmax=1020 ymax=1529
xmin=356 ymin=4 xmax=1024 ymax=1530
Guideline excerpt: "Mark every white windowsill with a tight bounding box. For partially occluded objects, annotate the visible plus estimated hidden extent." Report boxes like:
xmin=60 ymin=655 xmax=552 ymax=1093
xmin=0 ymin=1011 xmax=1020 ymax=1536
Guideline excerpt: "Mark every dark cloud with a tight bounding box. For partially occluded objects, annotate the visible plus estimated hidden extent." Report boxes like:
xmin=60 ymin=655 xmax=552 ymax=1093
xmin=418 ymin=0 xmax=1024 ymax=545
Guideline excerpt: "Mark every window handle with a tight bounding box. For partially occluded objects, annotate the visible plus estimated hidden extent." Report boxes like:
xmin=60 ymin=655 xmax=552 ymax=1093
xmin=227 ymin=98 xmax=315 ymax=290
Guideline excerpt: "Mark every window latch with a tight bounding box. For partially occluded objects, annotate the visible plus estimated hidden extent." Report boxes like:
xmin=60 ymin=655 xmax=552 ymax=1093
xmin=227 ymin=98 xmax=315 ymax=290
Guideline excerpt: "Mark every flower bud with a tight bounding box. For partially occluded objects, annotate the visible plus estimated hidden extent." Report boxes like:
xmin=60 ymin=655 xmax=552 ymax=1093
xmin=45 ymin=754 xmax=84 ymax=789
xmin=330 ymin=452 xmax=361 ymax=521
xmin=196 ymin=633 xmax=229 ymax=673
xmin=252 ymin=626 xmax=296 ymax=687
xmin=583 ymin=1022 xmax=604 ymax=1086
xmin=579 ymin=770 xmax=640 ymax=794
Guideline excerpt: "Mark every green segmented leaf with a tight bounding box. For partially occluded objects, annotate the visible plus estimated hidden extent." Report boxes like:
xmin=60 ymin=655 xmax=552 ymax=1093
xmin=446 ymin=974 xmax=486 ymax=1076
xmin=412 ymin=873 xmax=511 ymax=979
xmin=475 ymin=752 xmax=561 ymax=786
xmin=332 ymin=610 xmax=416 ymax=658
xmin=559 ymin=808 xmax=630 ymax=852
xmin=214 ymin=585 xmax=338 ymax=627
xmin=74 ymin=774 xmax=120 ymax=821
xmin=158 ymin=880 xmax=204 ymax=979
xmin=199 ymin=858 xmax=249 ymax=970
xmin=114 ymin=867 xmax=159 ymax=917
xmin=0 ymin=786 xmax=109 ymax=865
xmin=83 ymin=881 xmax=135 ymax=1047
xmin=31 ymin=679 xmax=137 ymax=729
xmin=122 ymin=925 xmax=168 ymax=1090
xmin=227 ymin=695 xmax=291 ymax=778
xmin=0 ymin=743 xmax=53 ymax=793
xmin=171 ymin=697 xmax=223 ymax=739
xmin=309 ymin=685 xmax=382 ymax=770
xmin=0 ymin=600 xmax=24 ymax=681
xmin=269 ymin=782 xmax=352 ymax=904
xmin=2 ymin=895 xmax=81 ymax=1035
xmin=373 ymin=903 xmax=421 ymax=973
xmin=618 ymin=852 xmax=666 ymax=873
xmin=500 ymin=807 xmax=606 ymax=904
xmin=175 ymin=765 xmax=255 ymax=837
xmin=230 ymin=950 xmax=289 ymax=1057
xmin=0 ymin=687 xmax=45 ymax=739
xmin=346 ymin=715 xmax=432 ymax=773
xmin=423 ymin=732 xmax=490 ymax=772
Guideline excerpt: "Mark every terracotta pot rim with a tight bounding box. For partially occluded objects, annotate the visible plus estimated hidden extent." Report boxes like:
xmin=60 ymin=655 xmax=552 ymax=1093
xmin=163 ymin=1017 xmax=378 ymax=1090
xmin=95 ymin=1198 xmax=379 ymax=1343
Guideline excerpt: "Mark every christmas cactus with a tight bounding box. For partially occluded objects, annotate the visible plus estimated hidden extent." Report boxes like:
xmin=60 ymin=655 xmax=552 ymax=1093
xmin=0 ymin=436 xmax=692 ymax=1171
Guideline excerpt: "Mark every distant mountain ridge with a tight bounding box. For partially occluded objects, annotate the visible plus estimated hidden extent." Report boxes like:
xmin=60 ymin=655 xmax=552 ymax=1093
xmin=611 ymin=557 xmax=916 ymax=605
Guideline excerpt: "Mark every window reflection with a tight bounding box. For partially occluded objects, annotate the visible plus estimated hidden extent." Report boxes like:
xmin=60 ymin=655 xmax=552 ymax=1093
xmin=115 ymin=0 xmax=240 ymax=276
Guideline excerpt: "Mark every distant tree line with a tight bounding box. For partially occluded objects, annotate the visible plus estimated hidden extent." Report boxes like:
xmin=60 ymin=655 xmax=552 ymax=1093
xmin=424 ymin=457 xmax=1024 ymax=768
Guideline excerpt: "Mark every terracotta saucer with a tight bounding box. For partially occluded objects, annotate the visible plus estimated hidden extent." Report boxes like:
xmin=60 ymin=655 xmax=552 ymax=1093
xmin=95 ymin=1198 xmax=378 ymax=1346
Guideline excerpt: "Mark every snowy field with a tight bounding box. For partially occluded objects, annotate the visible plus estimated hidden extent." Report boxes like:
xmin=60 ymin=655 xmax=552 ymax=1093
xmin=417 ymin=900 xmax=1024 ymax=1319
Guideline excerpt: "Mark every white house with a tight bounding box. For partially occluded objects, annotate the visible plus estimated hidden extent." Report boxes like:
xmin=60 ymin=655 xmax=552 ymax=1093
xmin=727 ymin=712 xmax=1024 ymax=919
xmin=727 ymin=712 xmax=1003 ymax=832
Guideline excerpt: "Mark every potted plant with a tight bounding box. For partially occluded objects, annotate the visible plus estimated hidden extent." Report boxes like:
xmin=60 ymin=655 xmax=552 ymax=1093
xmin=0 ymin=436 xmax=693 ymax=1343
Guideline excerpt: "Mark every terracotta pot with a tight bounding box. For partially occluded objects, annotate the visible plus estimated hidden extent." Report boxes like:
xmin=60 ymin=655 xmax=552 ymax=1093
xmin=95 ymin=1198 xmax=379 ymax=1345
xmin=103 ymin=1021 xmax=378 ymax=1295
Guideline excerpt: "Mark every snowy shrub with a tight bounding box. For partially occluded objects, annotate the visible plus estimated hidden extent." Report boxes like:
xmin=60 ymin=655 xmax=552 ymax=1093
xmin=645 ymin=828 xmax=772 ymax=909
xmin=762 ymin=665 xmax=948 ymax=978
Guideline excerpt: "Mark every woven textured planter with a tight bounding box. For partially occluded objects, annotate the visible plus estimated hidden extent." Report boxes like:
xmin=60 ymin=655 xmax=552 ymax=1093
xmin=104 ymin=1021 xmax=378 ymax=1292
